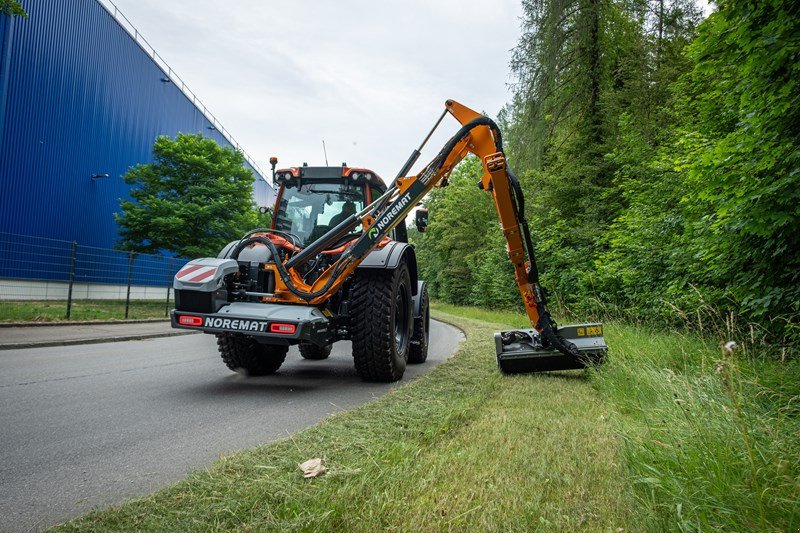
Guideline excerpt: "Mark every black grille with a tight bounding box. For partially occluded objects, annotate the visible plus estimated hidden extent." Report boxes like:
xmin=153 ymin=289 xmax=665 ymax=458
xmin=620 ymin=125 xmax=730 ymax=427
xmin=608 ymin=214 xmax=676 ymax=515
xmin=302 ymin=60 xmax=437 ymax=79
xmin=175 ymin=289 xmax=214 ymax=313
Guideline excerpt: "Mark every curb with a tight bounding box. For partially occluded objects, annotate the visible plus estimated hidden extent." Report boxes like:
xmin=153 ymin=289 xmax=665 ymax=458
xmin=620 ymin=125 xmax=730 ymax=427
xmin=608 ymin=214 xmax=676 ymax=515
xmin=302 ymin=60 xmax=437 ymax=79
xmin=0 ymin=318 xmax=170 ymax=328
xmin=0 ymin=330 xmax=198 ymax=351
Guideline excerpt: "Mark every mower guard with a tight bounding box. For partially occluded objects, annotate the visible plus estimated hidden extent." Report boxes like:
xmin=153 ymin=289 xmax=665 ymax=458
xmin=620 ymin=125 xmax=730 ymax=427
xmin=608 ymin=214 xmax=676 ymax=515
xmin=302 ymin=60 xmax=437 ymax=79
xmin=495 ymin=323 xmax=607 ymax=373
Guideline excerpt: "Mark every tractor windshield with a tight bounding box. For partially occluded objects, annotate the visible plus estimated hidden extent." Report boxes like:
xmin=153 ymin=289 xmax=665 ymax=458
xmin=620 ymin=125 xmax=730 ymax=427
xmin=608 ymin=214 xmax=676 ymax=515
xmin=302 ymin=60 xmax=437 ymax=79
xmin=274 ymin=182 xmax=365 ymax=247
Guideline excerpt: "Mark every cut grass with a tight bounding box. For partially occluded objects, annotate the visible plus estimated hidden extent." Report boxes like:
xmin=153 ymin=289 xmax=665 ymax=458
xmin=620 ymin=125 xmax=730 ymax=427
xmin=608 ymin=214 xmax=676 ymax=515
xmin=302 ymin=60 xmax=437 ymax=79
xmin=54 ymin=307 xmax=632 ymax=531
xmin=0 ymin=300 xmax=167 ymax=322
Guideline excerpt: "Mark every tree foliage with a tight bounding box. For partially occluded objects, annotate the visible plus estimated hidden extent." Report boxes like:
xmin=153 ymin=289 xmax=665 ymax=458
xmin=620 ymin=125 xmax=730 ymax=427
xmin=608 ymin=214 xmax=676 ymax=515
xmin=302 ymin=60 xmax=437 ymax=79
xmin=413 ymin=0 xmax=799 ymax=346
xmin=413 ymin=158 xmax=505 ymax=306
xmin=1 ymin=0 xmax=27 ymax=18
xmin=679 ymin=0 xmax=800 ymax=320
xmin=116 ymin=133 xmax=261 ymax=258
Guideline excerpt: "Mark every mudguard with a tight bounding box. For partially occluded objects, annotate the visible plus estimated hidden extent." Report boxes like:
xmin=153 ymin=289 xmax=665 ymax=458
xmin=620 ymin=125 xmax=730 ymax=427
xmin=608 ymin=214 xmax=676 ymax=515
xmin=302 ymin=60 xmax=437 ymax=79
xmin=356 ymin=241 xmax=418 ymax=294
xmin=412 ymin=280 xmax=427 ymax=318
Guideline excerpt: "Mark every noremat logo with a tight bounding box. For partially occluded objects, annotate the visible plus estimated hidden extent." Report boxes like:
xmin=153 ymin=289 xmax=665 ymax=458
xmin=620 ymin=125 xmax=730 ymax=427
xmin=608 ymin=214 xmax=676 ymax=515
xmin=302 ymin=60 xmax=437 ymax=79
xmin=204 ymin=317 xmax=269 ymax=332
xmin=375 ymin=191 xmax=412 ymax=234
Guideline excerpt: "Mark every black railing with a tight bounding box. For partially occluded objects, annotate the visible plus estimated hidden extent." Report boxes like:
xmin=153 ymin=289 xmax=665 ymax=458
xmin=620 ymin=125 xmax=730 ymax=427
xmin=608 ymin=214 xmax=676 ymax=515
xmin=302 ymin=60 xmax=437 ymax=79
xmin=0 ymin=232 xmax=185 ymax=319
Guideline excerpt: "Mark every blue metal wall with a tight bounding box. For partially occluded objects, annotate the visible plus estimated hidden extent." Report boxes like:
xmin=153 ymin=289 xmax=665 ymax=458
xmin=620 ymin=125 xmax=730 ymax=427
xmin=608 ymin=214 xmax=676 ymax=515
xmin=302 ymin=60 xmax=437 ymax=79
xmin=0 ymin=0 xmax=272 ymax=254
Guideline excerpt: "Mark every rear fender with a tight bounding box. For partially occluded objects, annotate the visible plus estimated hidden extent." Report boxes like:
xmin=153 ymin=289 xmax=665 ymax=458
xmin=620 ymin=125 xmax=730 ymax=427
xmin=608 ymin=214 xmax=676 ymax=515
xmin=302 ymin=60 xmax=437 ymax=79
xmin=356 ymin=241 xmax=418 ymax=295
xmin=412 ymin=280 xmax=427 ymax=318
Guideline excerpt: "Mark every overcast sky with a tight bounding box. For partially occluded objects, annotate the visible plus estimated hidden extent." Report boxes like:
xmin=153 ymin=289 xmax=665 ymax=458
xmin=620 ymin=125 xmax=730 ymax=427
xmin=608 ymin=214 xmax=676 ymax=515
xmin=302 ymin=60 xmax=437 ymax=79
xmin=107 ymin=0 xmax=523 ymax=182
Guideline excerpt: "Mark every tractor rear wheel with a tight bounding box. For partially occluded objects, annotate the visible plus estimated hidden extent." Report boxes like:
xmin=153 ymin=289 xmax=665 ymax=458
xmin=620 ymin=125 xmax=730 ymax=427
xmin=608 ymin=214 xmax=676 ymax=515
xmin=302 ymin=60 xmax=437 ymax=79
xmin=299 ymin=343 xmax=332 ymax=360
xmin=217 ymin=334 xmax=287 ymax=376
xmin=350 ymin=263 xmax=413 ymax=382
xmin=408 ymin=283 xmax=430 ymax=364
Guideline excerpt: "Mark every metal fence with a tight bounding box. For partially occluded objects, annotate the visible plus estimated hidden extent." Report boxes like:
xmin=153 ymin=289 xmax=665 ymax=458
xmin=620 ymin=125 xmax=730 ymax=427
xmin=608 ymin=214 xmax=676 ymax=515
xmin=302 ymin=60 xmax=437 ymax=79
xmin=0 ymin=232 xmax=185 ymax=319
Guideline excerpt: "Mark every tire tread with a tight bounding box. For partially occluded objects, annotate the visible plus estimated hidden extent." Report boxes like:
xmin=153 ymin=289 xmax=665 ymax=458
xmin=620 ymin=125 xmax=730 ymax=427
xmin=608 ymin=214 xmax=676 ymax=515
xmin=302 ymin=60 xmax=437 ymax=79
xmin=217 ymin=334 xmax=287 ymax=375
xmin=350 ymin=265 xmax=410 ymax=382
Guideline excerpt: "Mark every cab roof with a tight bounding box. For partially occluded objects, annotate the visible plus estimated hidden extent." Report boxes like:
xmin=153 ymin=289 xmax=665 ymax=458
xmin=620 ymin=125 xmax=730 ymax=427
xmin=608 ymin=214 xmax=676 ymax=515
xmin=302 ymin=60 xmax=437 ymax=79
xmin=274 ymin=165 xmax=386 ymax=192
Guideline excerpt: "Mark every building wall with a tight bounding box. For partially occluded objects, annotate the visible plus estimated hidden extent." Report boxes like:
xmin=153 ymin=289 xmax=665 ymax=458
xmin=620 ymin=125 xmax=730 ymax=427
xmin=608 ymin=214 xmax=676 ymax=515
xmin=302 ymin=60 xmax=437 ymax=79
xmin=0 ymin=0 xmax=272 ymax=253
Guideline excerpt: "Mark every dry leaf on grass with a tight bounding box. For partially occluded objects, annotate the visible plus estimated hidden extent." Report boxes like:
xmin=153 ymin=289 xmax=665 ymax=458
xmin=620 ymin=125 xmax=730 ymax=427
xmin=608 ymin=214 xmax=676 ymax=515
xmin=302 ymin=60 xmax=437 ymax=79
xmin=299 ymin=458 xmax=326 ymax=478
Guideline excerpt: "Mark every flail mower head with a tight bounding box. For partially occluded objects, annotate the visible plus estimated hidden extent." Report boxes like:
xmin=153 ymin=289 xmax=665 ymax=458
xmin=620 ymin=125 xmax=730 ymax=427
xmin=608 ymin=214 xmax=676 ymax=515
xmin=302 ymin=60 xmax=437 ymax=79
xmin=495 ymin=323 xmax=607 ymax=373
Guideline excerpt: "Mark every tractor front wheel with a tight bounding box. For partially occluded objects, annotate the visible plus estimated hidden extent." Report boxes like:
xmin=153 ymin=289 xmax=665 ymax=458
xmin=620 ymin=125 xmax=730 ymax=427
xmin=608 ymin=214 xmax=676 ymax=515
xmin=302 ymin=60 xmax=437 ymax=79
xmin=217 ymin=334 xmax=287 ymax=376
xmin=299 ymin=343 xmax=332 ymax=360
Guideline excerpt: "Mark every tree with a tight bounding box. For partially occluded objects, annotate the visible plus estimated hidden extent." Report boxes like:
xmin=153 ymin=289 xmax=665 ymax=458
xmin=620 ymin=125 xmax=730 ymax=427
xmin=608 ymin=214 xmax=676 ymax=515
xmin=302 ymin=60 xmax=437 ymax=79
xmin=508 ymin=0 xmax=629 ymax=309
xmin=411 ymin=157 xmax=516 ymax=306
xmin=676 ymin=0 xmax=800 ymax=325
xmin=1 ymin=0 xmax=27 ymax=18
xmin=506 ymin=0 xmax=703 ymax=315
xmin=116 ymin=133 xmax=260 ymax=258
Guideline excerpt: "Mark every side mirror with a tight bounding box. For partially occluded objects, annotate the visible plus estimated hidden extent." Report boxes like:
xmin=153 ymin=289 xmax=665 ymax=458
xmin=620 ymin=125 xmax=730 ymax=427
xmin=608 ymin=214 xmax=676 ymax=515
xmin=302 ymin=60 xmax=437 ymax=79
xmin=415 ymin=208 xmax=429 ymax=233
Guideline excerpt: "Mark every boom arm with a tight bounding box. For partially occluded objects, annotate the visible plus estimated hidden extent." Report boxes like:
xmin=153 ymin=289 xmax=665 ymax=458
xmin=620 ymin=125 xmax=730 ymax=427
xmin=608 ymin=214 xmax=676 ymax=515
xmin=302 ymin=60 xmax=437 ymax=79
xmin=259 ymin=100 xmax=581 ymax=359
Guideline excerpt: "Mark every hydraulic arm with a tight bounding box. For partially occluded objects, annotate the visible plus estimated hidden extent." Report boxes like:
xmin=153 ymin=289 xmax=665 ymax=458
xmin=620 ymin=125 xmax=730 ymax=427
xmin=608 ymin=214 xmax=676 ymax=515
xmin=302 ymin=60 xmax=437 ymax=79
xmin=241 ymin=100 xmax=606 ymax=371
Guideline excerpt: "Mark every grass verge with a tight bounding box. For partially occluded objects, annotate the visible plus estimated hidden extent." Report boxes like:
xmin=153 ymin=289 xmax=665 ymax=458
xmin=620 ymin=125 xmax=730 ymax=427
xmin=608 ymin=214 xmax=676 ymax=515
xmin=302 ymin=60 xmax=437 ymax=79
xmin=54 ymin=307 xmax=631 ymax=531
xmin=433 ymin=303 xmax=800 ymax=530
xmin=0 ymin=300 xmax=167 ymax=322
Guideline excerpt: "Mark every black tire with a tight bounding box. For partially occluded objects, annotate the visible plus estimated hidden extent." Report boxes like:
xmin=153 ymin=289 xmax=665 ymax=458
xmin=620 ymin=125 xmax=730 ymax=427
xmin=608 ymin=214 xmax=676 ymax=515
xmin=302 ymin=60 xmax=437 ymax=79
xmin=299 ymin=343 xmax=332 ymax=360
xmin=408 ymin=284 xmax=430 ymax=364
xmin=216 ymin=333 xmax=287 ymax=376
xmin=350 ymin=262 xmax=413 ymax=382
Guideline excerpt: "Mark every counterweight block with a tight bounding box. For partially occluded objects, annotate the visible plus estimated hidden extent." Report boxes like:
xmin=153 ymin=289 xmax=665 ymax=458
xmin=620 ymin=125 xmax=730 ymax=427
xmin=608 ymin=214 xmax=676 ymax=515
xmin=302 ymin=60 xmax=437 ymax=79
xmin=495 ymin=323 xmax=607 ymax=373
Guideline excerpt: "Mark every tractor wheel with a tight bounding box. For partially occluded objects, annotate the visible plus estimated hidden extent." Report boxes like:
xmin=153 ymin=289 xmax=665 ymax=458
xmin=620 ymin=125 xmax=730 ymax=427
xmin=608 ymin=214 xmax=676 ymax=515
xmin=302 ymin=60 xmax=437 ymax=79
xmin=217 ymin=334 xmax=287 ymax=376
xmin=350 ymin=263 xmax=413 ymax=382
xmin=299 ymin=343 xmax=332 ymax=360
xmin=408 ymin=284 xmax=430 ymax=364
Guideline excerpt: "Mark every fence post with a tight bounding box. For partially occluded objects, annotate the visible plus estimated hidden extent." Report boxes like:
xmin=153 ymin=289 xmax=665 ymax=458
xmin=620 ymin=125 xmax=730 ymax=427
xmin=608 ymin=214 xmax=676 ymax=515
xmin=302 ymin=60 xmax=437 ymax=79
xmin=125 ymin=252 xmax=135 ymax=319
xmin=66 ymin=241 xmax=77 ymax=319
xmin=164 ymin=258 xmax=174 ymax=318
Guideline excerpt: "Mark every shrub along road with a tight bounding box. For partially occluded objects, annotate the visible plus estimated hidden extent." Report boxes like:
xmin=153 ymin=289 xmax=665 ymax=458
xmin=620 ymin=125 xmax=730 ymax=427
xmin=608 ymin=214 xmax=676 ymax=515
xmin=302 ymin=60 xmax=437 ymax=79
xmin=0 ymin=320 xmax=462 ymax=532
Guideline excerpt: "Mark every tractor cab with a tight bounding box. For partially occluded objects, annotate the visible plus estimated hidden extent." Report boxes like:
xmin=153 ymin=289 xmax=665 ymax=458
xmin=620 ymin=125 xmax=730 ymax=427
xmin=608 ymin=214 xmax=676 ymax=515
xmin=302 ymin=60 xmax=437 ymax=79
xmin=271 ymin=165 xmax=406 ymax=246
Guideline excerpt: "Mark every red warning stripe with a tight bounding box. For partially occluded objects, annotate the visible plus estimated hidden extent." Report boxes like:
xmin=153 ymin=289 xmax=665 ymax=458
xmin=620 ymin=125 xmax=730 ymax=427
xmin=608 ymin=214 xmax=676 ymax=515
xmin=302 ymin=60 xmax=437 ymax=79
xmin=176 ymin=264 xmax=204 ymax=278
xmin=188 ymin=268 xmax=217 ymax=282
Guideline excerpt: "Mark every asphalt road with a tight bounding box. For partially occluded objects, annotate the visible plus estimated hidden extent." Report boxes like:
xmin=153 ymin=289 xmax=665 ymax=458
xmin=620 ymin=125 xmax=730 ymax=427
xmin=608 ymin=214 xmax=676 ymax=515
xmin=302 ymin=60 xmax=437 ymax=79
xmin=0 ymin=321 xmax=463 ymax=532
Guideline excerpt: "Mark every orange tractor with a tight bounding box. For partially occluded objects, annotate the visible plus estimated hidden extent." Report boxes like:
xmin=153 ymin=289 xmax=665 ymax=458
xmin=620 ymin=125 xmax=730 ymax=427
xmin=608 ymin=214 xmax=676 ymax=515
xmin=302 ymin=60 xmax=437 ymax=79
xmin=171 ymin=100 xmax=606 ymax=381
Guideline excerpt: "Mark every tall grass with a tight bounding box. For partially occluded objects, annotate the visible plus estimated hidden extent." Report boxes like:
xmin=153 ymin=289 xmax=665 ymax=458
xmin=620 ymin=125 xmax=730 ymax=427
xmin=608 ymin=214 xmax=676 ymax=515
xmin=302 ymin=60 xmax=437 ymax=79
xmin=434 ymin=302 xmax=800 ymax=530
xmin=594 ymin=323 xmax=800 ymax=530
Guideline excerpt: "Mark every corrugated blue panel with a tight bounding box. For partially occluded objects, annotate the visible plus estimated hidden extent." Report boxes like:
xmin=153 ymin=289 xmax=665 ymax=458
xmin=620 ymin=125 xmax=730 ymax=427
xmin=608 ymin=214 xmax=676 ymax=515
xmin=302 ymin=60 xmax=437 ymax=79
xmin=0 ymin=231 xmax=185 ymax=287
xmin=0 ymin=0 xmax=273 ymax=268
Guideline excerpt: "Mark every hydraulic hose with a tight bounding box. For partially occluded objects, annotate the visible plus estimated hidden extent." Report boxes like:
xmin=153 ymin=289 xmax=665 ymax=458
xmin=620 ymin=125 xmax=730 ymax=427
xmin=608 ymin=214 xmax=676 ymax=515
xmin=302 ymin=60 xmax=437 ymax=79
xmin=230 ymin=236 xmax=346 ymax=302
xmin=460 ymin=120 xmax=581 ymax=360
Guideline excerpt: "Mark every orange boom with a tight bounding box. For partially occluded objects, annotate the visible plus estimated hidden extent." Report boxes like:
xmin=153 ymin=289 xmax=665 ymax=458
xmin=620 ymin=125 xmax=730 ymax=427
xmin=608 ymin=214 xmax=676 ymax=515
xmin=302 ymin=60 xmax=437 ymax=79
xmin=171 ymin=100 xmax=606 ymax=380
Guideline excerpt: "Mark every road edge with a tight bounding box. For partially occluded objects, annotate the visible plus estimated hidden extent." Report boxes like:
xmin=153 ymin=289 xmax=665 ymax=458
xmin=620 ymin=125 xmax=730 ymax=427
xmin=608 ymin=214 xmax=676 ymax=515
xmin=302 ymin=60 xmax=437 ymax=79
xmin=0 ymin=330 xmax=197 ymax=351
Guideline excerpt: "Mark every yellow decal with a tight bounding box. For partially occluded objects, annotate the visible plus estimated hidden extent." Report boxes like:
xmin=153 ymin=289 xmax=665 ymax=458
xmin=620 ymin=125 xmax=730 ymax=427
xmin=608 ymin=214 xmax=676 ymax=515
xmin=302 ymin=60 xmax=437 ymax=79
xmin=577 ymin=327 xmax=585 ymax=336
xmin=585 ymin=325 xmax=603 ymax=336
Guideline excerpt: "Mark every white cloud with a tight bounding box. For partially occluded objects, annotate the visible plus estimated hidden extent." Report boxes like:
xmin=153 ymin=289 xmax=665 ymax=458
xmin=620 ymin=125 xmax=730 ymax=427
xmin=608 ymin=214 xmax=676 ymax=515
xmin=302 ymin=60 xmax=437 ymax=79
xmin=109 ymin=0 xmax=522 ymax=181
